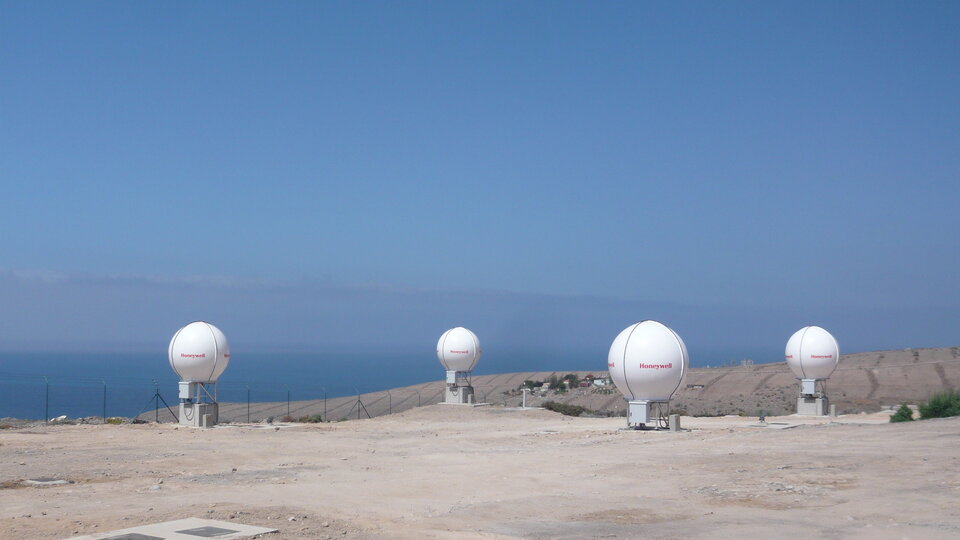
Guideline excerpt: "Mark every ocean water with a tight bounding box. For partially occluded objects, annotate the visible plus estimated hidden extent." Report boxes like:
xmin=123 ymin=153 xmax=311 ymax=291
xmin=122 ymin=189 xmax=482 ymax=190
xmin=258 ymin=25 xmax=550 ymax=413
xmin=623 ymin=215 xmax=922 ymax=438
xmin=0 ymin=348 xmax=599 ymax=420
xmin=0 ymin=346 xmax=775 ymax=420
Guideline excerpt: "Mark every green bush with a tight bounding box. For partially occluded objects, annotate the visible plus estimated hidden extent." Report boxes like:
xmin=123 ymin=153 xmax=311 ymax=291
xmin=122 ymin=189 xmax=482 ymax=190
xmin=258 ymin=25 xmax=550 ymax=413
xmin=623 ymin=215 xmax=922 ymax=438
xmin=296 ymin=414 xmax=324 ymax=423
xmin=919 ymin=390 xmax=960 ymax=420
xmin=104 ymin=417 xmax=124 ymax=425
xmin=542 ymin=401 xmax=585 ymax=417
xmin=890 ymin=404 xmax=914 ymax=422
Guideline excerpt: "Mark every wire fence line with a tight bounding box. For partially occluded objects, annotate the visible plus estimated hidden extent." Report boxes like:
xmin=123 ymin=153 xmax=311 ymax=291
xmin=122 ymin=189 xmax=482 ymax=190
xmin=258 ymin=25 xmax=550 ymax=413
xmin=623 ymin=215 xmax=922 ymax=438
xmin=215 ymin=383 xmax=519 ymax=424
xmin=0 ymin=372 xmax=532 ymax=423
xmin=0 ymin=372 xmax=451 ymax=423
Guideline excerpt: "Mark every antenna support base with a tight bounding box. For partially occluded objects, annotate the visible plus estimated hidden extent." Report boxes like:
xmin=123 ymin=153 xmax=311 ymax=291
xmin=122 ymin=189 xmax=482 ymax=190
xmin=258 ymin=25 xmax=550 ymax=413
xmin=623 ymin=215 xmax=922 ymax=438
xmin=796 ymin=395 xmax=829 ymax=416
xmin=628 ymin=400 xmax=669 ymax=428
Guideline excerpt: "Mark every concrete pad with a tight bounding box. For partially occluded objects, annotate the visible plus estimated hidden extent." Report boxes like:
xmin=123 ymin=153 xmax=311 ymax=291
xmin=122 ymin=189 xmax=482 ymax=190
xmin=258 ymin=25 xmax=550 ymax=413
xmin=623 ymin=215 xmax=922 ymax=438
xmin=747 ymin=422 xmax=799 ymax=429
xmin=66 ymin=518 xmax=277 ymax=540
xmin=23 ymin=477 xmax=71 ymax=486
xmin=436 ymin=402 xmax=489 ymax=407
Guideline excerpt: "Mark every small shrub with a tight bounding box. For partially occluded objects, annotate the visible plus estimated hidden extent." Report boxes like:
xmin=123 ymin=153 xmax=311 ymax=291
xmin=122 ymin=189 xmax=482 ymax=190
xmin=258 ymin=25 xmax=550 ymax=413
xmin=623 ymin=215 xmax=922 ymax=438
xmin=919 ymin=390 xmax=960 ymax=420
xmin=278 ymin=415 xmax=295 ymax=423
xmin=890 ymin=404 xmax=914 ymax=422
xmin=542 ymin=401 xmax=585 ymax=417
xmin=295 ymin=414 xmax=324 ymax=423
xmin=105 ymin=417 xmax=124 ymax=425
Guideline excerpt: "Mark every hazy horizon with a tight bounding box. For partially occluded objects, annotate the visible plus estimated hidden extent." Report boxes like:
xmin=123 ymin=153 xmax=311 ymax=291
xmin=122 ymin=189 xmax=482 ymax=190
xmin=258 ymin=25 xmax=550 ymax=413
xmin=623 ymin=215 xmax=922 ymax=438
xmin=2 ymin=269 xmax=956 ymax=364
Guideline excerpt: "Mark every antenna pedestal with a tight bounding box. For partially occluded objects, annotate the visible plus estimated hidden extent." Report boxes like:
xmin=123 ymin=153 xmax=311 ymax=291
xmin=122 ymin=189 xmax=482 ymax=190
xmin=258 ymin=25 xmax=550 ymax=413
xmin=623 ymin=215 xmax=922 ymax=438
xmin=443 ymin=370 xmax=475 ymax=404
xmin=178 ymin=382 xmax=219 ymax=427
xmin=796 ymin=378 xmax=828 ymax=415
xmin=796 ymin=396 xmax=828 ymax=416
xmin=628 ymin=400 xmax=668 ymax=428
xmin=179 ymin=402 xmax=219 ymax=427
xmin=444 ymin=385 xmax=475 ymax=404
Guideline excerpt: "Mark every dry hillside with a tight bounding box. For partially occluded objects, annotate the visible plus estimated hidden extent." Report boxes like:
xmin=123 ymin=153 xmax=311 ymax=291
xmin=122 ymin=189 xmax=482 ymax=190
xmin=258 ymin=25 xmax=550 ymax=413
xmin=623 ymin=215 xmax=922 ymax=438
xmin=201 ymin=346 xmax=960 ymax=423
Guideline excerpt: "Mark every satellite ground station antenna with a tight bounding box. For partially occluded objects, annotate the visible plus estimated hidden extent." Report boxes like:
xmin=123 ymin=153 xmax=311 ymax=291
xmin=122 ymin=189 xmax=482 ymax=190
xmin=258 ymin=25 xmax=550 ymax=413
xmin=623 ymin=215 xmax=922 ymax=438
xmin=608 ymin=320 xmax=688 ymax=429
xmin=168 ymin=321 xmax=230 ymax=427
xmin=785 ymin=326 xmax=839 ymax=416
xmin=437 ymin=327 xmax=481 ymax=405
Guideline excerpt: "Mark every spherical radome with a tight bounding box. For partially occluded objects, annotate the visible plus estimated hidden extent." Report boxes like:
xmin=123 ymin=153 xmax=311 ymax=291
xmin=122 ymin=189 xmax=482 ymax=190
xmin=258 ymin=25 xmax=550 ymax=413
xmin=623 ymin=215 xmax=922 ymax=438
xmin=607 ymin=320 xmax=688 ymax=402
xmin=168 ymin=321 xmax=231 ymax=383
xmin=436 ymin=327 xmax=481 ymax=372
xmin=785 ymin=326 xmax=839 ymax=380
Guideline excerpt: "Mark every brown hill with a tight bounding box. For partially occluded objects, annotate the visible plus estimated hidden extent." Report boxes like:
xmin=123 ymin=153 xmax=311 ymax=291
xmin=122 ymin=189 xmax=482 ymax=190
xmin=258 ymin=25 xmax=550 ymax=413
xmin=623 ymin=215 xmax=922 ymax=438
xmin=208 ymin=346 xmax=960 ymax=422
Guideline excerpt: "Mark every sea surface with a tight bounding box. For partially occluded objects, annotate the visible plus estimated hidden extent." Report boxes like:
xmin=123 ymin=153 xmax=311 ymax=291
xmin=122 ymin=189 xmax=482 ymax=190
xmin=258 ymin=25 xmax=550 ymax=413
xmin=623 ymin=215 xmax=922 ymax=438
xmin=0 ymin=346 xmax=776 ymax=420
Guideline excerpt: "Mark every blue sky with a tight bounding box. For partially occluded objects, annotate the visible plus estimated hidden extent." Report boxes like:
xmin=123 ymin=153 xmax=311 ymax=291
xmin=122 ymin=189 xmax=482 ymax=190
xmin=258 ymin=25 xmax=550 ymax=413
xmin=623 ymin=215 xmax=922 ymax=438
xmin=1 ymin=2 xmax=958 ymax=361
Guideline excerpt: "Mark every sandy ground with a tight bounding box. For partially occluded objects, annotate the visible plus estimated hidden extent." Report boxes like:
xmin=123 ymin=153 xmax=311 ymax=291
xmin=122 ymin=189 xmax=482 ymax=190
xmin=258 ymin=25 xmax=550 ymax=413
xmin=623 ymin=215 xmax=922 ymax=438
xmin=3 ymin=406 xmax=960 ymax=539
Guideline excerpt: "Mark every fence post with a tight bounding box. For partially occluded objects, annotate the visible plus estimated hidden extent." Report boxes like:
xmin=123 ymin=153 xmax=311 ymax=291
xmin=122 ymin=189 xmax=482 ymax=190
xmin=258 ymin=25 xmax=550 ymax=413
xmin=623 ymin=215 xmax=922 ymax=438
xmin=323 ymin=388 xmax=327 ymax=422
xmin=286 ymin=388 xmax=291 ymax=417
xmin=102 ymin=379 xmax=107 ymax=420
xmin=415 ymin=389 xmax=421 ymax=407
xmin=388 ymin=391 xmax=392 ymax=415
xmin=246 ymin=386 xmax=251 ymax=423
xmin=44 ymin=376 xmax=49 ymax=423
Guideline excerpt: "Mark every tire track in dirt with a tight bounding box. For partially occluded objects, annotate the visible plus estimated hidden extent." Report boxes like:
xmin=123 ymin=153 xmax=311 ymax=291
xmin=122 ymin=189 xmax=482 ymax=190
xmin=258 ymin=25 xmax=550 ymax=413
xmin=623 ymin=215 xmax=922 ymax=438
xmin=700 ymin=371 xmax=730 ymax=396
xmin=934 ymin=363 xmax=950 ymax=389
xmin=752 ymin=372 xmax=778 ymax=393
xmin=865 ymin=369 xmax=879 ymax=399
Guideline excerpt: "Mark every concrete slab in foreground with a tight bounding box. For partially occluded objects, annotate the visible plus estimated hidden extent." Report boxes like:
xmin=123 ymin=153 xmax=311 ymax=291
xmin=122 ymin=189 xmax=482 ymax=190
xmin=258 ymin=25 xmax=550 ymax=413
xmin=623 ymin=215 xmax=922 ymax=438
xmin=65 ymin=518 xmax=276 ymax=540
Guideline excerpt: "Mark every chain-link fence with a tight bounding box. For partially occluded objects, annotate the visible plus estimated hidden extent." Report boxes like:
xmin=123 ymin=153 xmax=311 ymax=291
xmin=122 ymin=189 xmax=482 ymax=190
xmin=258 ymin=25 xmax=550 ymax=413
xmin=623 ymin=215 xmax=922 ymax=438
xmin=0 ymin=374 xmax=449 ymax=423
xmin=0 ymin=371 xmax=618 ymax=423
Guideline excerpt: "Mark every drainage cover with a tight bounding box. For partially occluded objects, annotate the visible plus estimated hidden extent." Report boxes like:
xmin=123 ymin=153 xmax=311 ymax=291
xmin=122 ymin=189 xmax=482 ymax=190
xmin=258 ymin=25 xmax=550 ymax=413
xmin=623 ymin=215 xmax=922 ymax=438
xmin=65 ymin=518 xmax=276 ymax=540
xmin=175 ymin=527 xmax=239 ymax=537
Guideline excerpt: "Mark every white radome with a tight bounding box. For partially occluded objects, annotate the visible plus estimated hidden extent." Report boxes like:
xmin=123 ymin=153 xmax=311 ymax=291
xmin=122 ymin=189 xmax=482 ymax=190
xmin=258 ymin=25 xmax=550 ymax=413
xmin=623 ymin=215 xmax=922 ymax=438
xmin=436 ymin=327 xmax=481 ymax=372
xmin=608 ymin=320 xmax=688 ymax=402
xmin=785 ymin=326 xmax=839 ymax=380
xmin=168 ymin=321 xmax=231 ymax=383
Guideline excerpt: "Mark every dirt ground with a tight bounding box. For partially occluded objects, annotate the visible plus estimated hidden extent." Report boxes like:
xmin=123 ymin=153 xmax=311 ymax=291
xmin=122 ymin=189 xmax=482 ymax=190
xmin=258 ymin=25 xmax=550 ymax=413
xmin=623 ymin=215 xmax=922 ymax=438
xmin=2 ymin=405 xmax=959 ymax=539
